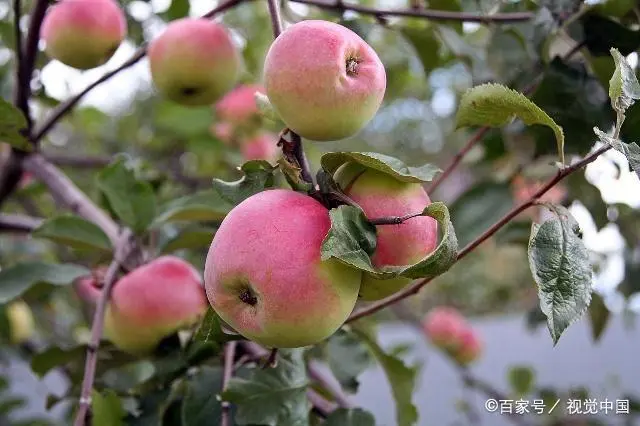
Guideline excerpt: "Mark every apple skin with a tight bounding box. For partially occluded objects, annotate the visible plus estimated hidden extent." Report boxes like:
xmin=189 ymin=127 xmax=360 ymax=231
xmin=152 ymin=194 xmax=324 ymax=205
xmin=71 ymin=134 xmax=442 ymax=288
xmin=40 ymin=0 xmax=127 ymax=70
xmin=240 ymin=132 xmax=279 ymax=163
xmin=74 ymin=257 xmax=208 ymax=355
xmin=454 ymin=328 xmax=482 ymax=366
xmin=215 ymin=84 xmax=266 ymax=124
xmin=204 ymin=189 xmax=361 ymax=348
xmin=334 ymin=163 xmax=438 ymax=300
xmin=148 ymin=18 xmax=241 ymax=106
xmin=263 ymin=20 xmax=386 ymax=141
xmin=421 ymin=307 xmax=467 ymax=351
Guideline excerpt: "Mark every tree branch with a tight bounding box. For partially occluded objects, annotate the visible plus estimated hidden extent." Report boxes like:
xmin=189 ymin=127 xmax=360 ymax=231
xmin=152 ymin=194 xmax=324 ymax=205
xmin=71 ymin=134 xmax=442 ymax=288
xmin=44 ymin=153 xmax=112 ymax=169
xmin=13 ymin=0 xmax=23 ymax=98
xmin=32 ymin=0 xmax=247 ymax=143
xmin=0 ymin=213 xmax=42 ymax=232
xmin=73 ymin=229 xmax=135 ymax=426
xmin=347 ymin=145 xmax=612 ymax=323
xmin=221 ymin=341 xmax=237 ymax=426
xmin=22 ymin=154 xmax=120 ymax=245
xmin=267 ymin=0 xmax=284 ymax=38
xmin=307 ymin=360 xmax=355 ymax=408
xmin=290 ymin=0 xmax=534 ymax=22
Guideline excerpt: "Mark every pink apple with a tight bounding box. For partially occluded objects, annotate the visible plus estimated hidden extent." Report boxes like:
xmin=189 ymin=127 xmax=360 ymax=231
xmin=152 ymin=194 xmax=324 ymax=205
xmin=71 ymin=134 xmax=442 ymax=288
xmin=240 ymin=132 xmax=279 ymax=163
xmin=263 ymin=20 xmax=386 ymax=141
xmin=211 ymin=122 xmax=234 ymax=145
xmin=422 ymin=306 xmax=467 ymax=351
xmin=215 ymin=84 xmax=266 ymax=124
xmin=204 ymin=189 xmax=361 ymax=348
xmin=41 ymin=0 xmax=127 ymax=70
xmin=454 ymin=328 xmax=482 ymax=366
xmin=148 ymin=18 xmax=241 ymax=106
xmin=334 ymin=164 xmax=438 ymax=300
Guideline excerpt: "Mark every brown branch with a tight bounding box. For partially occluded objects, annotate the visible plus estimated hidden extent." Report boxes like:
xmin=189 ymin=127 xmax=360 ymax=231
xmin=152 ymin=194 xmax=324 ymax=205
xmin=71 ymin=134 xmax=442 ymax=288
xmin=347 ymin=145 xmax=612 ymax=323
xmin=13 ymin=0 xmax=23 ymax=98
xmin=73 ymin=229 xmax=135 ymax=426
xmin=0 ymin=213 xmax=42 ymax=232
xmin=221 ymin=341 xmax=237 ymax=426
xmin=22 ymin=154 xmax=120 ymax=245
xmin=32 ymin=0 xmax=247 ymax=143
xmin=44 ymin=153 xmax=112 ymax=169
xmin=267 ymin=0 xmax=284 ymax=38
xmin=307 ymin=360 xmax=355 ymax=408
xmin=290 ymin=0 xmax=534 ymax=22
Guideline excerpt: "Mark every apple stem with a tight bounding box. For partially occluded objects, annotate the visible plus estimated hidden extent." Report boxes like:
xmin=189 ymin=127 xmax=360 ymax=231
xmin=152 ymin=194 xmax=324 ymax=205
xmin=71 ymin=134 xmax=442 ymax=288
xmin=221 ymin=341 xmax=237 ymax=426
xmin=262 ymin=347 xmax=279 ymax=369
xmin=266 ymin=0 xmax=284 ymax=38
xmin=369 ymin=211 xmax=423 ymax=225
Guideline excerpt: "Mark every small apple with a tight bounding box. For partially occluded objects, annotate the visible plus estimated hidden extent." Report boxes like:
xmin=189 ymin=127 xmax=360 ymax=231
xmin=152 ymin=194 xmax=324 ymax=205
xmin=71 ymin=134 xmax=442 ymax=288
xmin=148 ymin=18 xmax=241 ymax=106
xmin=204 ymin=189 xmax=361 ymax=348
xmin=334 ymin=163 xmax=438 ymax=300
xmin=240 ymin=132 xmax=279 ymax=163
xmin=421 ymin=306 xmax=467 ymax=351
xmin=6 ymin=300 xmax=35 ymax=345
xmin=263 ymin=20 xmax=386 ymax=141
xmin=40 ymin=0 xmax=127 ymax=70
xmin=454 ymin=328 xmax=482 ymax=366
xmin=215 ymin=84 xmax=266 ymax=124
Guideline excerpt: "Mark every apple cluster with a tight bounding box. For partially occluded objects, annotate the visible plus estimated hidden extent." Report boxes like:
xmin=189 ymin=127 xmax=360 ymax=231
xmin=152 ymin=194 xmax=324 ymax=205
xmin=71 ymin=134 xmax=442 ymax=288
xmin=44 ymin=2 xmax=440 ymax=352
xmin=422 ymin=307 xmax=482 ymax=366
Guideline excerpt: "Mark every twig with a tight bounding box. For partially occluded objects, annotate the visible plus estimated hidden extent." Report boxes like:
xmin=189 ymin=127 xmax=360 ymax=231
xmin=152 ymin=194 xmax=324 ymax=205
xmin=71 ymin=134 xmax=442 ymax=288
xmin=32 ymin=0 xmax=246 ymax=143
xmin=221 ymin=341 xmax=237 ymax=426
xmin=307 ymin=360 xmax=355 ymax=408
xmin=0 ymin=213 xmax=42 ymax=232
xmin=13 ymin=0 xmax=23 ymax=102
xmin=73 ymin=229 xmax=135 ymax=426
xmin=44 ymin=153 xmax=112 ymax=169
xmin=307 ymin=390 xmax=335 ymax=418
xmin=266 ymin=0 xmax=284 ymax=37
xmin=22 ymin=154 xmax=120 ymax=245
xmin=369 ymin=211 xmax=424 ymax=225
xmin=290 ymin=0 xmax=534 ymax=22
xmin=347 ymin=145 xmax=612 ymax=323
xmin=262 ymin=347 xmax=279 ymax=369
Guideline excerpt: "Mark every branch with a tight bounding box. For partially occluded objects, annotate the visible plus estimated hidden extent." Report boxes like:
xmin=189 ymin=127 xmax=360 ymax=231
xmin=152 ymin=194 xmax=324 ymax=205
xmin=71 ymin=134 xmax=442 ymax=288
xmin=290 ymin=0 xmax=534 ymax=22
xmin=73 ymin=229 xmax=135 ymax=426
xmin=0 ymin=213 xmax=42 ymax=232
xmin=13 ymin=0 xmax=23 ymax=98
xmin=347 ymin=145 xmax=612 ymax=323
xmin=307 ymin=360 xmax=355 ymax=408
xmin=22 ymin=154 xmax=120 ymax=245
xmin=32 ymin=0 xmax=247 ymax=143
xmin=221 ymin=341 xmax=237 ymax=426
xmin=267 ymin=0 xmax=284 ymax=37
xmin=44 ymin=153 xmax=112 ymax=169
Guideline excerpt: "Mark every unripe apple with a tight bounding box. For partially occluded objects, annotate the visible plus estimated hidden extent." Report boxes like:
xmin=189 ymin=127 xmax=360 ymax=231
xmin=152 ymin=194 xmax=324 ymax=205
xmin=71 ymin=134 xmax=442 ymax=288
xmin=74 ymin=257 xmax=208 ymax=355
xmin=148 ymin=18 xmax=241 ymax=106
xmin=204 ymin=189 xmax=361 ymax=348
xmin=263 ymin=20 xmax=386 ymax=141
xmin=422 ymin=306 xmax=466 ymax=351
xmin=334 ymin=163 xmax=438 ymax=300
xmin=215 ymin=84 xmax=266 ymax=124
xmin=240 ymin=132 xmax=279 ymax=163
xmin=6 ymin=300 xmax=35 ymax=345
xmin=454 ymin=328 xmax=482 ymax=366
xmin=40 ymin=0 xmax=127 ymax=70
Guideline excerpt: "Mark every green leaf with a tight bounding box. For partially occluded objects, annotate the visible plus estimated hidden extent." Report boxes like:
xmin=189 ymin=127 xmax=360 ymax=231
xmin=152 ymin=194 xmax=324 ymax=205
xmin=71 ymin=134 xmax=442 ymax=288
xmin=92 ymin=389 xmax=125 ymax=426
xmin=507 ymin=366 xmax=535 ymax=398
xmin=327 ymin=329 xmax=374 ymax=393
xmin=455 ymin=83 xmax=565 ymax=164
xmin=588 ymin=292 xmax=610 ymax=342
xmin=608 ymin=48 xmax=640 ymax=113
xmin=255 ymin=92 xmax=279 ymax=122
xmin=32 ymin=215 xmax=111 ymax=252
xmin=222 ymin=349 xmax=309 ymax=426
xmin=0 ymin=263 xmax=89 ymax=304
xmin=166 ymin=0 xmax=189 ymax=20
xmin=321 ymin=152 xmax=441 ymax=184
xmin=181 ymin=366 xmax=224 ymax=426
xmin=31 ymin=345 xmax=87 ymax=378
xmin=159 ymin=226 xmax=215 ymax=254
xmin=96 ymin=157 xmax=157 ymax=234
xmin=154 ymin=190 xmax=232 ymax=225
xmin=277 ymin=157 xmax=313 ymax=192
xmin=527 ymin=204 xmax=593 ymax=345
xmin=325 ymin=408 xmax=376 ymax=426
xmin=354 ymin=327 xmax=418 ymax=426
xmin=401 ymin=25 xmax=441 ymax=74
xmin=212 ymin=160 xmax=278 ymax=205
xmin=594 ymin=127 xmax=640 ymax=181
xmin=0 ymin=98 xmax=31 ymax=151
xmin=191 ymin=308 xmax=242 ymax=350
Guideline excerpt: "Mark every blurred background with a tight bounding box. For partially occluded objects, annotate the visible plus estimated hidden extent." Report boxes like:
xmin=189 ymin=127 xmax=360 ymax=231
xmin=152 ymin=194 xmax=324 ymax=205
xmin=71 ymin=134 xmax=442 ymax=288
xmin=1 ymin=0 xmax=640 ymax=424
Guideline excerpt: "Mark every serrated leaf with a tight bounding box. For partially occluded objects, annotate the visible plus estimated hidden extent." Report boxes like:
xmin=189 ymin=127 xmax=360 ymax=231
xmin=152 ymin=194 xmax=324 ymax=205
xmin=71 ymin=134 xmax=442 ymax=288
xmin=192 ymin=308 xmax=227 ymax=348
xmin=455 ymin=83 xmax=565 ymax=164
xmin=222 ymin=349 xmax=309 ymax=426
xmin=527 ymin=204 xmax=593 ymax=345
xmin=154 ymin=190 xmax=232 ymax=225
xmin=608 ymin=47 xmax=640 ymax=113
xmin=0 ymin=263 xmax=89 ymax=304
xmin=92 ymin=389 xmax=125 ymax=426
xmin=594 ymin=127 xmax=640 ymax=181
xmin=321 ymin=152 xmax=441 ymax=184
xmin=508 ymin=366 xmax=535 ymax=398
xmin=354 ymin=327 xmax=418 ymax=426
xmin=32 ymin=215 xmax=111 ymax=252
xmin=0 ymin=98 xmax=31 ymax=151
xmin=327 ymin=329 xmax=374 ymax=393
xmin=181 ymin=366 xmax=224 ymax=426
xmin=588 ymin=292 xmax=610 ymax=342
xmin=325 ymin=408 xmax=376 ymax=426
xmin=96 ymin=157 xmax=157 ymax=234
xmin=212 ymin=160 xmax=278 ymax=205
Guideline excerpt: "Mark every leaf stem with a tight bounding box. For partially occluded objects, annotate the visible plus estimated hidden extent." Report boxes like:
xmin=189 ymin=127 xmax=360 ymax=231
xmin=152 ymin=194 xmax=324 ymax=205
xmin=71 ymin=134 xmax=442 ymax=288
xmin=221 ymin=341 xmax=237 ymax=426
xmin=347 ymin=144 xmax=611 ymax=323
xmin=369 ymin=211 xmax=424 ymax=225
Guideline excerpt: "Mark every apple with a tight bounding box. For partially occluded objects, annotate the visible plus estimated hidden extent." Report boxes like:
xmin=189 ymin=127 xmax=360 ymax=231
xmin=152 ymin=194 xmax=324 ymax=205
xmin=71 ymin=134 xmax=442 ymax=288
xmin=334 ymin=163 xmax=438 ymax=300
xmin=6 ymin=301 xmax=35 ymax=344
xmin=40 ymin=0 xmax=127 ymax=70
xmin=454 ymin=328 xmax=482 ymax=366
xmin=204 ymin=189 xmax=361 ymax=348
xmin=215 ymin=84 xmax=266 ymax=125
xmin=75 ymin=256 xmax=208 ymax=355
xmin=240 ymin=132 xmax=279 ymax=163
xmin=263 ymin=20 xmax=386 ymax=141
xmin=421 ymin=306 xmax=466 ymax=351
xmin=148 ymin=18 xmax=241 ymax=106
xmin=211 ymin=122 xmax=234 ymax=145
